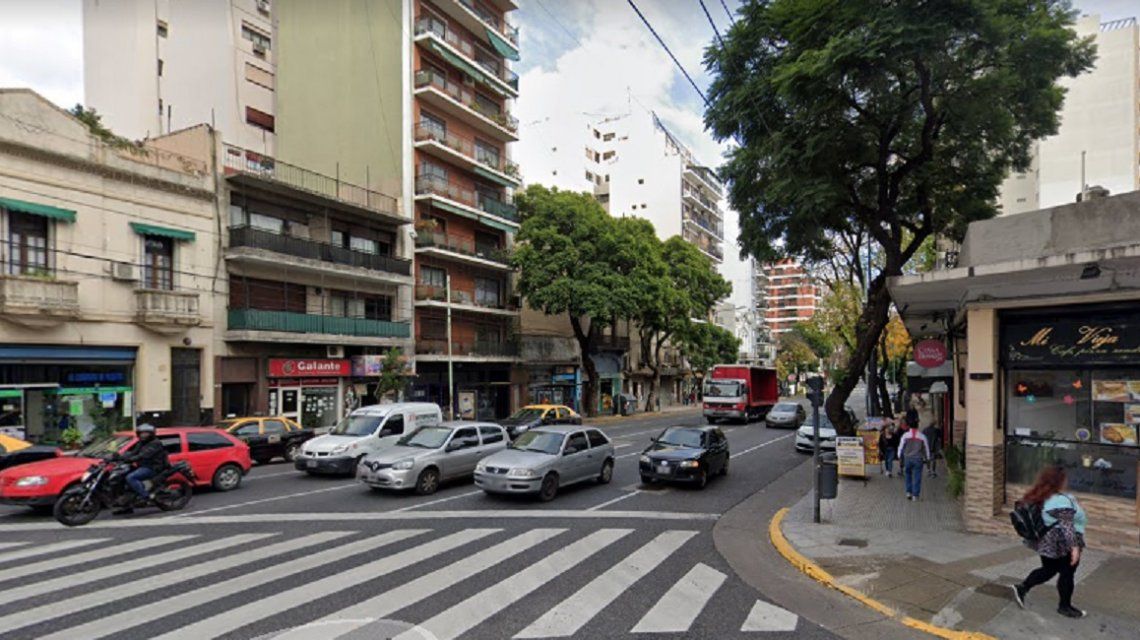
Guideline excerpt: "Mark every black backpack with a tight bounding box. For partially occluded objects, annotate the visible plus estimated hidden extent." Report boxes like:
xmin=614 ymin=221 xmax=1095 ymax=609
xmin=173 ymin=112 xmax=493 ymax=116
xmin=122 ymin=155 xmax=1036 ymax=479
xmin=1010 ymin=501 xmax=1054 ymax=542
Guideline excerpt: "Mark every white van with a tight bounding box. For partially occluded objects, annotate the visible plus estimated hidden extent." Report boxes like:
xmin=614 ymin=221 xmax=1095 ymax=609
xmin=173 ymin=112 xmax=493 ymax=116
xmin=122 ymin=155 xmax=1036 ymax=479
xmin=294 ymin=402 xmax=442 ymax=475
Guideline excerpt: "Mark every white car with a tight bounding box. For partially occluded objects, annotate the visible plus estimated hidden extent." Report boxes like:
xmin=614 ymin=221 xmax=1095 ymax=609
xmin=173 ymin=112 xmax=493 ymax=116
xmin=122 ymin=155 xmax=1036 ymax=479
xmin=295 ymin=402 xmax=442 ymax=475
xmin=794 ymin=407 xmax=858 ymax=453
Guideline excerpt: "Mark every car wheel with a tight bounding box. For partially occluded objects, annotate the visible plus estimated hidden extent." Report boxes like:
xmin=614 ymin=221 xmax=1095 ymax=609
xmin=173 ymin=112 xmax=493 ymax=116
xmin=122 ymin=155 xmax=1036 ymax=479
xmin=720 ymin=458 xmax=729 ymax=476
xmin=695 ymin=468 xmax=708 ymax=489
xmin=597 ymin=459 xmax=614 ymax=484
xmin=253 ymin=456 xmax=271 ymax=466
xmin=538 ymin=473 xmax=559 ymax=502
xmin=284 ymin=442 xmax=301 ymax=462
xmin=415 ymin=467 xmax=440 ymax=495
xmin=706 ymin=417 xmax=717 ymax=425
xmin=212 ymin=464 xmax=243 ymax=492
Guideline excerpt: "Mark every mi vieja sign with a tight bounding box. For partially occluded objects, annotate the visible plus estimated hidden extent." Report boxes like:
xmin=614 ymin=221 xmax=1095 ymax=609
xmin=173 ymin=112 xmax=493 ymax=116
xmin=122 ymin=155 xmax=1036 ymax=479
xmin=1003 ymin=314 xmax=1140 ymax=366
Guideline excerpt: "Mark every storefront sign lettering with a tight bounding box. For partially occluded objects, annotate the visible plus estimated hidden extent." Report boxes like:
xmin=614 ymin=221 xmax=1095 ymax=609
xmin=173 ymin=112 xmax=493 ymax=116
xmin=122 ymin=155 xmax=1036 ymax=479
xmin=914 ymin=340 xmax=948 ymax=368
xmin=1004 ymin=314 xmax=1140 ymax=366
xmin=268 ymin=359 xmax=351 ymax=378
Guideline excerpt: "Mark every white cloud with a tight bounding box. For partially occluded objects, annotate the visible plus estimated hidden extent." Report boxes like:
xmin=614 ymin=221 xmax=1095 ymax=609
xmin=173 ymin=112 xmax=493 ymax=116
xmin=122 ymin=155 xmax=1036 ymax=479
xmin=0 ymin=0 xmax=83 ymax=108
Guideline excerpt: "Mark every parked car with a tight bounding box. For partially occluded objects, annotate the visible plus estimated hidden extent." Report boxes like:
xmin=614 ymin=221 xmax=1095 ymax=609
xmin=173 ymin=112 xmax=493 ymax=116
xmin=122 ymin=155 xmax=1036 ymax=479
xmin=358 ymin=422 xmax=508 ymax=495
xmin=297 ymin=402 xmax=443 ymax=476
xmin=794 ymin=407 xmax=858 ymax=453
xmin=0 ymin=427 xmax=251 ymax=510
xmin=639 ymin=426 xmax=729 ymax=488
xmin=220 ymin=416 xmax=314 ymax=465
xmin=475 ymin=425 xmax=614 ymax=502
xmin=0 ymin=434 xmax=62 ymax=472
xmin=498 ymin=405 xmax=582 ymax=439
xmin=765 ymin=402 xmax=806 ymax=429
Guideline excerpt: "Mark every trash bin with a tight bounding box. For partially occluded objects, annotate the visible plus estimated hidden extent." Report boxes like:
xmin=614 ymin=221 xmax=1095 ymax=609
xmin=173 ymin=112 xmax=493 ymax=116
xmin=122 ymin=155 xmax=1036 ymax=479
xmin=818 ymin=452 xmax=838 ymax=500
xmin=619 ymin=393 xmax=637 ymax=416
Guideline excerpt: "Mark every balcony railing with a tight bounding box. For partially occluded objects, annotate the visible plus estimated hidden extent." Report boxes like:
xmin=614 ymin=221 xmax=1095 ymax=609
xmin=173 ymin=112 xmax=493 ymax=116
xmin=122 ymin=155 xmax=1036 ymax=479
xmin=682 ymin=184 xmax=718 ymax=213
xmin=414 ymin=125 xmax=518 ymax=179
xmin=0 ymin=274 xmax=79 ymax=319
xmin=457 ymin=0 xmax=519 ymax=45
xmin=414 ymin=18 xmax=519 ymax=91
xmin=228 ymin=308 xmax=411 ymax=338
xmin=416 ymin=339 xmax=519 ymax=357
xmin=222 ymin=145 xmax=400 ymax=217
xmin=415 ymin=174 xmax=519 ymax=222
xmin=414 ymin=70 xmax=519 ymax=133
xmin=685 ymin=164 xmax=723 ymax=195
xmin=228 ymin=226 xmax=412 ymax=276
xmin=135 ymin=289 xmax=200 ymax=326
xmin=684 ymin=213 xmax=723 ymax=238
xmin=593 ymin=334 xmax=631 ymax=352
xmin=414 ymin=231 xmax=510 ymax=265
xmin=414 ymin=283 xmax=516 ymax=311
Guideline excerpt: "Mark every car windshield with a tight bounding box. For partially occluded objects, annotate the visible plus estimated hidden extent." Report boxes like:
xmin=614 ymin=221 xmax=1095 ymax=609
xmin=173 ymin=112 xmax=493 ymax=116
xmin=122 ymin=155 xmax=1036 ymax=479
xmin=704 ymin=381 xmax=742 ymax=397
xmin=79 ymin=435 xmax=133 ymax=458
xmin=397 ymin=427 xmax=452 ymax=449
xmin=657 ymin=428 xmax=704 ymax=448
xmin=510 ymin=430 xmax=564 ymax=454
xmin=804 ymin=414 xmax=835 ymax=429
xmin=329 ymin=414 xmax=383 ymax=437
xmin=507 ymin=408 xmax=545 ymax=421
xmin=773 ymin=403 xmax=800 ymax=412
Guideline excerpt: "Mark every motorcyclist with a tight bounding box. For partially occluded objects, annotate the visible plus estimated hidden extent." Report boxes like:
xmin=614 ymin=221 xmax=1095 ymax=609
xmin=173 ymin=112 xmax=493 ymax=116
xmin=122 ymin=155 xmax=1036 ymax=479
xmin=114 ymin=423 xmax=168 ymax=514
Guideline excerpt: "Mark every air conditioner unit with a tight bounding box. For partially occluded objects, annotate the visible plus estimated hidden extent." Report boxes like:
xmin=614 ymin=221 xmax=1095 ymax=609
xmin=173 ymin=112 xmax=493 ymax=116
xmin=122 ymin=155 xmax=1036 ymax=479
xmin=110 ymin=262 xmax=136 ymax=282
xmin=256 ymin=0 xmax=270 ymax=13
xmin=461 ymin=74 xmax=476 ymax=86
xmin=327 ymin=345 xmax=345 ymax=358
xmin=252 ymin=42 xmax=267 ymax=56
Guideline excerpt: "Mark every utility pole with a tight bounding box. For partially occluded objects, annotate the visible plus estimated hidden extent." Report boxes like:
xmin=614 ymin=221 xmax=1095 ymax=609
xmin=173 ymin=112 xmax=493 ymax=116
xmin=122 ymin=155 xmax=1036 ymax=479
xmin=446 ymin=273 xmax=455 ymax=420
xmin=808 ymin=375 xmax=823 ymax=524
xmin=866 ymin=238 xmax=877 ymax=417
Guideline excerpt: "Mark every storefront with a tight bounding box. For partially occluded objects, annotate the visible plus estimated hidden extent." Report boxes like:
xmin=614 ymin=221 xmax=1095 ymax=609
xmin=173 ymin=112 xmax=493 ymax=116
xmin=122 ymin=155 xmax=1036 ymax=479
xmin=590 ymin=353 xmax=623 ymax=416
xmin=265 ymin=358 xmax=348 ymax=430
xmin=410 ymin=362 xmax=514 ymax=420
xmin=526 ymin=365 xmax=580 ymax=411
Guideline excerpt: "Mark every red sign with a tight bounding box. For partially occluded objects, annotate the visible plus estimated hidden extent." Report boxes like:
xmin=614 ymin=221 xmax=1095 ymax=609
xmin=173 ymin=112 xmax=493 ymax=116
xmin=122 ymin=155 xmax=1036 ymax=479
xmin=913 ymin=340 xmax=948 ymax=369
xmin=268 ymin=359 xmax=350 ymax=378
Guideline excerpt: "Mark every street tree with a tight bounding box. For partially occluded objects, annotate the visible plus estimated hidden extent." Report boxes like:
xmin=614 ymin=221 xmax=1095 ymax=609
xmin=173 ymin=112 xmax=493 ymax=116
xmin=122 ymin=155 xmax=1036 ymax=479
xmin=680 ymin=322 xmax=741 ymax=377
xmin=513 ymin=185 xmax=641 ymax=416
xmin=705 ymin=0 xmax=1094 ymax=434
xmin=374 ymin=348 xmax=407 ymax=403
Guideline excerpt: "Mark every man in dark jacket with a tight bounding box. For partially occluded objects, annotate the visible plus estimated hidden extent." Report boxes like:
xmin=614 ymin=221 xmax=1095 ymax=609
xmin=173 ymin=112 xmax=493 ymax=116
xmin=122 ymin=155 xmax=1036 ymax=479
xmin=117 ymin=424 xmax=168 ymax=513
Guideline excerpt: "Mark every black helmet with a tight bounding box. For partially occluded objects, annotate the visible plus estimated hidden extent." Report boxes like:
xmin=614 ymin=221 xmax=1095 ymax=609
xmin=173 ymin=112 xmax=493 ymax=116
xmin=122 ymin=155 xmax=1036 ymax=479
xmin=136 ymin=423 xmax=156 ymax=435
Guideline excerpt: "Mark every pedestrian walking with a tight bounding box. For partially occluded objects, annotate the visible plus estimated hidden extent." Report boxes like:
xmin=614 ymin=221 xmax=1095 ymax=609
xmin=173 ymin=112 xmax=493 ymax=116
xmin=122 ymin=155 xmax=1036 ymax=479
xmin=878 ymin=421 xmax=898 ymax=477
xmin=1011 ymin=466 xmax=1088 ymax=618
xmin=923 ymin=422 xmax=943 ymax=478
xmin=897 ymin=410 xmax=930 ymax=500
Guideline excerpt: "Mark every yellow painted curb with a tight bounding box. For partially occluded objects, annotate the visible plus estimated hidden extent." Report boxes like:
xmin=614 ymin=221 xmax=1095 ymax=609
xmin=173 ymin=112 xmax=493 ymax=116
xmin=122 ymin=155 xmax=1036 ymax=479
xmin=768 ymin=508 xmax=998 ymax=640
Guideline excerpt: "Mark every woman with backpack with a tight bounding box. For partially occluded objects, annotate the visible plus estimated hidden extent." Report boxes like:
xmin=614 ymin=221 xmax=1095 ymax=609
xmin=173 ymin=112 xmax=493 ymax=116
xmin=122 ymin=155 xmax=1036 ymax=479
xmin=1011 ymin=466 xmax=1088 ymax=618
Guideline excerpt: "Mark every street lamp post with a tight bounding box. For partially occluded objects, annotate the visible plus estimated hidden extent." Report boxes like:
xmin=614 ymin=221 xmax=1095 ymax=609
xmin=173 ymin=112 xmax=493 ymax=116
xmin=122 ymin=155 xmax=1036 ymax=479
xmin=446 ymin=272 xmax=455 ymax=421
xmin=808 ymin=375 xmax=823 ymax=524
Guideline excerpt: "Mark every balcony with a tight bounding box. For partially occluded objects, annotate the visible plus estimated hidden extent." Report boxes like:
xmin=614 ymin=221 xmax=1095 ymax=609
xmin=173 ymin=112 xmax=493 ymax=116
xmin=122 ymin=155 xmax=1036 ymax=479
xmin=415 ymin=174 xmax=519 ymax=229
xmin=414 ymin=231 xmax=512 ymax=271
xmin=134 ymin=289 xmax=201 ymax=330
xmin=413 ymin=18 xmax=518 ymax=98
xmin=0 ymin=275 xmax=79 ymax=327
xmin=430 ymin=0 xmax=519 ymax=61
xmin=227 ymin=308 xmax=411 ymax=344
xmin=221 ymin=145 xmax=406 ymax=225
xmin=683 ymin=214 xmax=724 ymax=241
xmin=227 ymin=226 xmax=412 ymax=282
xmin=682 ymin=184 xmax=720 ymax=218
xmin=592 ymin=334 xmax=631 ymax=353
xmin=415 ymin=338 xmax=520 ymax=361
xmin=414 ymin=124 xmax=520 ymax=187
xmin=414 ymin=69 xmax=519 ymax=142
xmin=684 ymin=164 xmax=723 ymax=198
xmin=414 ymin=283 xmax=518 ymax=316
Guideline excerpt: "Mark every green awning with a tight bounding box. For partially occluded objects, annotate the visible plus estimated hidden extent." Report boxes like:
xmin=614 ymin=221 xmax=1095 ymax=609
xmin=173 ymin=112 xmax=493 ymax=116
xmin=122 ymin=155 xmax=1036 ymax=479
xmin=129 ymin=222 xmax=196 ymax=242
xmin=473 ymin=165 xmax=518 ymax=188
xmin=428 ymin=201 xmax=517 ymax=233
xmin=0 ymin=197 xmax=76 ymax=222
xmin=428 ymin=41 xmax=486 ymax=85
xmin=485 ymin=28 xmax=520 ymax=61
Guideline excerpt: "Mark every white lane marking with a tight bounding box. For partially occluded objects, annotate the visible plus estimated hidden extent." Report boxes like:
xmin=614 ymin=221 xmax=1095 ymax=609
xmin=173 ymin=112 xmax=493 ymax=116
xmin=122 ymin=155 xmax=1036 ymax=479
xmin=515 ymin=530 xmax=698 ymax=638
xmin=0 ymin=538 xmax=106 ymax=565
xmin=0 ymin=535 xmax=192 ymax=584
xmin=393 ymin=489 xmax=483 ymax=512
xmin=172 ymin=481 xmax=359 ymax=517
xmin=41 ymin=529 xmax=428 ymax=640
xmin=740 ymin=599 xmax=799 ymax=632
xmin=586 ymin=490 xmax=643 ymax=511
xmin=244 ymin=470 xmax=301 ymax=481
xmin=153 ymin=529 xmax=499 ymax=640
xmin=277 ymin=528 xmax=567 ymax=640
xmin=399 ymin=529 xmax=633 ymax=640
xmin=0 ymin=532 xmax=347 ymax=635
xmin=730 ymin=433 xmax=793 ymax=458
xmin=614 ymin=443 xmax=633 ymax=449
xmin=630 ymin=563 xmax=726 ymax=633
xmin=0 ymin=532 xmax=274 ymax=604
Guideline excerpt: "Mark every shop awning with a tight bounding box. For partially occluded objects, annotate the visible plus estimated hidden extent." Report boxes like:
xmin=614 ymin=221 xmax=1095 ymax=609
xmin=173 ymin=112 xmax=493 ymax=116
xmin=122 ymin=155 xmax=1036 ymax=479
xmin=0 ymin=345 xmax=137 ymax=361
xmin=485 ymin=28 xmax=520 ymax=61
xmin=473 ymin=165 xmax=516 ymax=188
xmin=129 ymin=222 xmax=196 ymax=242
xmin=428 ymin=41 xmax=486 ymax=85
xmin=0 ymin=197 xmax=76 ymax=223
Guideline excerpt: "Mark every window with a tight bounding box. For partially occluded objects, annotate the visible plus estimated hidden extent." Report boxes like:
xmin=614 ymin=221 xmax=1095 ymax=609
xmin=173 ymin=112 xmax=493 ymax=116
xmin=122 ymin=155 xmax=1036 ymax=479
xmin=263 ymin=419 xmax=286 ymax=435
xmin=602 ymin=151 xmax=615 ymax=160
xmin=474 ymin=47 xmax=500 ymax=76
xmin=421 ymin=317 xmax=447 ymax=340
xmin=475 ymin=278 xmax=501 ymax=307
xmin=451 ymin=427 xmax=479 ymax=449
xmin=245 ymin=63 xmax=275 ymax=90
xmin=330 ymin=292 xmax=392 ymax=321
xmin=479 ymin=426 xmax=504 ymax=444
xmin=474 ymin=231 xmax=500 ymax=255
xmin=587 ymin=430 xmax=608 ymax=448
xmin=637 ymin=178 xmax=644 ymax=184
xmin=421 ymin=111 xmax=446 ymax=140
xmin=565 ymin=432 xmax=588 ymax=453
xmin=585 ymin=170 xmax=595 ymax=182
xmin=379 ymin=414 xmax=404 ymax=437
xmin=593 ymin=129 xmax=601 ymax=139
xmin=475 ymin=139 xmax=500 ymax=169
xmin=246 ymin=107 xmax=275 ymax=132
xmin=349 ymin=236 xmax=378 ymax=254
xmin=603 ymin=132 xmax=615 ymax=141
xmin=160 ymin=435 xmax=182 ymax=455
xmin=555 ymin=408 xmax=568 ymax=421
xmin=420 ymin=160 xmax=447 ymax=181
xmin=143 ymin=235 xmax=174 ymax=290
xmin=233 ymin=423 xmax=260 ymax=437
xmin=241 ymin=23 xmax=271 ymax=51
xmin=421 ymin=265 xmax=447 ymax=288
xmin=249 ymin=212 xmax=283 ymax=234
xmin=6 ymin=211 xmax=48 ymax=275
xmin=188 ymin=432 xmax=235 ymax=451
xmin=157 ymin=20 xmax=168 ymax=37
xmin=474 ymin=92 xmax=500 ymax=117
xmin=157 ymin=59 xmax=164 ymax=76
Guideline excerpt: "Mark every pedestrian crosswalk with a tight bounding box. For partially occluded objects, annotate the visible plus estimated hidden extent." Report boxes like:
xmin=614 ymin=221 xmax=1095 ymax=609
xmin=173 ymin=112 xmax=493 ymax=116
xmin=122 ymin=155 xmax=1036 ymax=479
xmin=0 ymin=527 xmax=803 ymax=639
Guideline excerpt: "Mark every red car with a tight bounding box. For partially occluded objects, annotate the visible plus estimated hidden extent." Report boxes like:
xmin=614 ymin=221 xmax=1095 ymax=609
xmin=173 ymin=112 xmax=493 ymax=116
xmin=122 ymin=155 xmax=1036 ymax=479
xmin=0 ymin=427 xmax=251 ymax=510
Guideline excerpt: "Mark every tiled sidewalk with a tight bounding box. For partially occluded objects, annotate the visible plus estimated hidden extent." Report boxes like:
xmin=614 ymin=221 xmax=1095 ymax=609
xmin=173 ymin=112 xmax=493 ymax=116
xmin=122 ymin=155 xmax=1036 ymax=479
xmin=781 ymin=467 xmax=1140 ymax=639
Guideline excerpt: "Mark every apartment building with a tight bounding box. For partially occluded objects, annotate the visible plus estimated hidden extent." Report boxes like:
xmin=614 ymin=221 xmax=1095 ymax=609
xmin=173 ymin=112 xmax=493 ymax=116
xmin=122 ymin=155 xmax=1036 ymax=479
xmin=83 ymin=0 xmax=277 ymax=153
xmin=763 ymin=258 xmax=821 ymax=335
xmin=998 ymin=15 xmax=1139 ymax=215
xmin=0 ymin=90 xmax=217 ymax=440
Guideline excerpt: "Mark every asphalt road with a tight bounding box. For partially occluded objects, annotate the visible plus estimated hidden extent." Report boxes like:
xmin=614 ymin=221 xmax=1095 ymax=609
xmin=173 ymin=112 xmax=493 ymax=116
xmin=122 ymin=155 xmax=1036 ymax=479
xmin=0 ymin=410 xmax=839 ymax=640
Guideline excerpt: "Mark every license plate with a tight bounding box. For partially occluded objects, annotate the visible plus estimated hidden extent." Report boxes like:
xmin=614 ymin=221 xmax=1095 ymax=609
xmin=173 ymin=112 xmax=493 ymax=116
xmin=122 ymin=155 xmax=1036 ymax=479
xmin=306 ymin=460 xmax=317 ymax=468
xmin=657 ymin=464 xmax=670 ymax=474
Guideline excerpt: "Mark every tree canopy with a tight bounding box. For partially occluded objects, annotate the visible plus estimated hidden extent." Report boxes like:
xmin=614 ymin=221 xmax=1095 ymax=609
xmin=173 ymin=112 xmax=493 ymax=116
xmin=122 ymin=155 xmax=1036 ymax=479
xmin=681 ymin=322 xmax=742 ymax=375
xmin=705 ymin=0 xmax=1094 ymax=433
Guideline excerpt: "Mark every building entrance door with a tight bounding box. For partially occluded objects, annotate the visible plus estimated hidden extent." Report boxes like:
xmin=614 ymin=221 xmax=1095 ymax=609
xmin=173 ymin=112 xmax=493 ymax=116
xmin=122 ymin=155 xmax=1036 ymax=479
xmin=278 ymin=388 xmax=301 ymax=422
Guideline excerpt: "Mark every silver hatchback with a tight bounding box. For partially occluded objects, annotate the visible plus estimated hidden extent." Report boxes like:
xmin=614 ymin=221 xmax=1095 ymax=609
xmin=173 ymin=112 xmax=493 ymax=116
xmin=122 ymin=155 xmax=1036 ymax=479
xmin=357 ymin=421 xmax=508 ymax=495
xmin=474 ymin=425 xmax=615 ymax=501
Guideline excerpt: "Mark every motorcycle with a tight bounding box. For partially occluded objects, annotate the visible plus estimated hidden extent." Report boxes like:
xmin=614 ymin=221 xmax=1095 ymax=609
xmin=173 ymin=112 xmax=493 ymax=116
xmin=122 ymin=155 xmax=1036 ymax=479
xmin=53 ymin=457 xmax=196 ymax=527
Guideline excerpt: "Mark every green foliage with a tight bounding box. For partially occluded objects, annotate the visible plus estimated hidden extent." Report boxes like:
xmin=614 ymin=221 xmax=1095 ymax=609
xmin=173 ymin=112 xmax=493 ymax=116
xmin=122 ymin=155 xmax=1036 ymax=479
xmin=68 ymin=104 xmax=143 ymax=152
xmin=944 ymin=444 xmax=966 ymax=499
xmin=374 ymin=348 xmax=407 ymax=402
xmin=60 ymin=426 xmax=84 ymax=449
xmin=682 ymin=323 xmax=741 ymax=375
xmin=787 ymin=321 xmax=833 ymax=360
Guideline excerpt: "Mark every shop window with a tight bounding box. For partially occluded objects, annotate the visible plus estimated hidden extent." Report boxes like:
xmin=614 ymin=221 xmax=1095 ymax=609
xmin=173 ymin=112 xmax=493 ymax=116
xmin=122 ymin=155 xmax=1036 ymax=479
xmin=6 ymin=211 xmax=49 ymax=276
xmin=142 ymin=235 xmax=174 ymax=290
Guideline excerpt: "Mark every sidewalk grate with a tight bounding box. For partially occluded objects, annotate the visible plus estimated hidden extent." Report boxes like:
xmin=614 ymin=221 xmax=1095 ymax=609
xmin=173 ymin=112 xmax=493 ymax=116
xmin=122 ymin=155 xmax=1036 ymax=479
xmin=836 ymin=538 xmax=868 ymax=548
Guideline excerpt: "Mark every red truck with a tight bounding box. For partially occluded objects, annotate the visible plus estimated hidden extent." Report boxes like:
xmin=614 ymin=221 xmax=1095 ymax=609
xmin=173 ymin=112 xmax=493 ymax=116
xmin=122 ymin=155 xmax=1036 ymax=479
xmin=702 ymin=365 xmax=779 ymax=424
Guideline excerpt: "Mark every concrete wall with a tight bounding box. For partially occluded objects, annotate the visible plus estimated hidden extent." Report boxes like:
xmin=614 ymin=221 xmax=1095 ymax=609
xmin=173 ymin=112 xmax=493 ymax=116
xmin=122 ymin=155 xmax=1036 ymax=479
xmin=83 ymin=0 xmax=161 ymax=139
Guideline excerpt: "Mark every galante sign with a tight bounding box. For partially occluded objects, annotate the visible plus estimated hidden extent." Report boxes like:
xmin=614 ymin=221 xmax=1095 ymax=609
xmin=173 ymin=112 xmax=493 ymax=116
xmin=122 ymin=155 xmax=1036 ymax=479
xmin=1003 ymin=315 xmax=1140 ymax=366
xmin=268 ymin=358 xmax=351 ymax=378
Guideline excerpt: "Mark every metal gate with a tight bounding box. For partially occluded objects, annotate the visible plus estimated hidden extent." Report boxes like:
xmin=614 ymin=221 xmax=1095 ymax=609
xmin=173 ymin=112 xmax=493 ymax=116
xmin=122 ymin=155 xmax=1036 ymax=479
xmin=170 ymin=348 xmax=201 ymax=425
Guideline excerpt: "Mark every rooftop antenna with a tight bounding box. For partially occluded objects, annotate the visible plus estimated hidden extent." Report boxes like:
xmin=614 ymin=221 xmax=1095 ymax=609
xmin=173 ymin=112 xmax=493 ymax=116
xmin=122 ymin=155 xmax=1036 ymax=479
xmin=1080 ymin=150 xmax=1087 ymax=201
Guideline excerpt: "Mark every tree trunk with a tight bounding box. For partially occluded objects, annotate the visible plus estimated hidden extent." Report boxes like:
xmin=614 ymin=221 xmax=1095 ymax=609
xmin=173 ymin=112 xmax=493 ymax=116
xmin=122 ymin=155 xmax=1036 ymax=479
xmin=570 ymin=315 xmax=600 ymax=417
xmin=646 ymin=335 xmax=662 ymax=413
xmin=825 ymin=274 xmax=893 ymax=436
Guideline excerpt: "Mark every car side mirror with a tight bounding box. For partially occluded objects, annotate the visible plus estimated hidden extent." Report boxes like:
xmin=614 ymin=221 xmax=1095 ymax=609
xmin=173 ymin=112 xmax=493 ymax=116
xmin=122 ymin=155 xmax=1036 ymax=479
xmin=446 ymin=441 xmax=462 ymax=452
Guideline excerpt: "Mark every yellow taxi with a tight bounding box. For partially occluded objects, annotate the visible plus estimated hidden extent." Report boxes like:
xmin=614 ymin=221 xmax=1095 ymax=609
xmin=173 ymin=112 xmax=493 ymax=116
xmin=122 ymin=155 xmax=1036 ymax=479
xmin=218 ymin=416 xmax=313 ymax=465
xmin=500 ymin=404 xmax=581 ymax=439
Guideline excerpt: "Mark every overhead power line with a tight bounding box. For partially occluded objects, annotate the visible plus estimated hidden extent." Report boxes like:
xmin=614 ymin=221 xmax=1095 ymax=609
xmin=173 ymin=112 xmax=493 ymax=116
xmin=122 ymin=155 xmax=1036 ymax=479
xmin=719 ymin=0 xmax=736 ymax=26
xmin=625 ymin=0 xmax=709 ymax=106
xmin=535 ymin=0 xmax=583 ymax=48
xmin=699 ymin=0 xmax=726 ymax=48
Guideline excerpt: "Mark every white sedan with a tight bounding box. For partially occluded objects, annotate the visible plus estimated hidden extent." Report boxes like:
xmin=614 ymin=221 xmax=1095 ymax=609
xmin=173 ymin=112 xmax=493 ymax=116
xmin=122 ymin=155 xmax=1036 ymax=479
xmin=793 ymin=408 xmax=857 ymax=453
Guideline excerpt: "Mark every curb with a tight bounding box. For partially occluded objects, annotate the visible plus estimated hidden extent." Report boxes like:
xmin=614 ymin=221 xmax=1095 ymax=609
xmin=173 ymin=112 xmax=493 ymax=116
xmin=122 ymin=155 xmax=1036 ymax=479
xmin=589 ymin=408 xmax=700 ymax=425
xmin=768 ymin=508 xmax=997 ymax=640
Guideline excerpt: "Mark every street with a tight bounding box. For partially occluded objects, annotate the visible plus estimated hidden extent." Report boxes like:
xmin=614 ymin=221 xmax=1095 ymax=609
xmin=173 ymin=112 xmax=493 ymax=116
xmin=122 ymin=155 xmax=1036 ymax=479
xmin=0 ymin=411 xmax=838 ymax=640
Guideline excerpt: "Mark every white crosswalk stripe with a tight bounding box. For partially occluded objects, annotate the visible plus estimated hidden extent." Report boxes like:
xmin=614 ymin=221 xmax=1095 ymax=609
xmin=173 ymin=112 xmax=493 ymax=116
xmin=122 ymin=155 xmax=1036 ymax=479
xmin=0 ymin=541 xmax=29 ymax=552
xmin=0 ymin=534 xmax=192 ymax=584
xmin=0 ymin=537 xmax=108 ymax=565
xmin=630 ymin=562 xmax=727 ymax=633
xmin=741 ymin=600 xmax=799 ymax=632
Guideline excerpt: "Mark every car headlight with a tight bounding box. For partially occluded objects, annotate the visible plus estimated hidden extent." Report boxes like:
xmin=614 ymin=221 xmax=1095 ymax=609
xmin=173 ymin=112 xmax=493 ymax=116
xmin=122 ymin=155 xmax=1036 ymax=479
xmin=679 ymin=461 xmax=700 ymax=469
xmin=392 ymin=459 xmax=414 ymax=470
xmin=15 ymin=476 xmax=48 ymax=487
xmin=507 ymin=467 xmax=538 ymax=479
xmin=475 ymin=461 xmax=487 ymax=473
xmin=639 ymin=455 xmax=651 ymax=464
